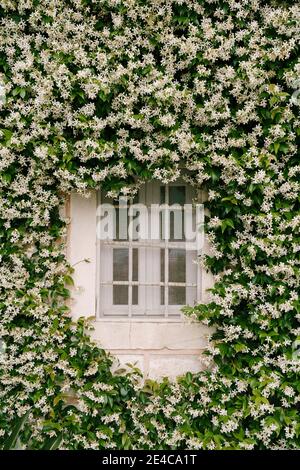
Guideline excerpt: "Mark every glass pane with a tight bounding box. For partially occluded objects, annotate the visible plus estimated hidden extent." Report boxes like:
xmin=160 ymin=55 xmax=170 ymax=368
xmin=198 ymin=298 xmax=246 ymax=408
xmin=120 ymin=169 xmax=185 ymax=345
xmin=160 ymin=186 xmax=166 ymax=204
xmin=160 ymin=187 xmax=165 ymax=240
xmin=113 ymin=285 xmax=128 ymax=305
xmin=160 ymin=211 xmax=164 ymax=240
xmin=112 ymin=193 xmax=139 ymax=241
xmin=132 ymin=286 xmax=138 ymax=305
xmin=160 ymin=248 xmax=165 ymax=282
xmin=113 ymin=248 xmax=128 ymax=281
xmin=186 ymin=286 xmax=197 ymax=306
xmin=131 ymin=210 xmax=141 ymax=241
xmin=116 ymin=201 xmax=128 ymax=240
xmin=160 ymin=249 xmax=186 ymax=305
xmin=100 ymin=193 xmax=126 ymax=241
xmin=169 ymin=186 xmax=185 ymax=205
xmin=133 ymin=248 xmax=138 ymax=281
xmin=169 ymin=286 xmax=186 ymax=305
xmin=170 ymin=186 xmax=185 ymax=240
xmin=132 ymin=248 xmax=138 ymax=305
xmin=170 ymin=209 xmax=184 ymax=241
xmin=160 ymin=286 xmax=165 ymax=305
xmin=132 ymin=192 xmax=139 ymax=204
xmin=101 ymin=192 xmax=113 ymax=204
xmin=169 ymin=249 xmax=186 ymax=283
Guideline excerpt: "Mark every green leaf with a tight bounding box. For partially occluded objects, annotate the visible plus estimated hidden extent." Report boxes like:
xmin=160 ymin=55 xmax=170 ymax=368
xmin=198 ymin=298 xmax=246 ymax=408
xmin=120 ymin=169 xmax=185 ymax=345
xmin=132 ymin=114 xmax=144 ymax=120
xmin=64 ymin=275 xmax=74 ymax=286
xmin=2 ymin=411 xmax=29 ymax=450
xmin=53 ymin=394 xmax=64 ymax=406
xmin=273 ymin=142 xmax=280 ymax=155
xmin=234 ymin=343 xmax=247 ymax=353
xmin=120 ymin=386 xmax=128 ymax=397
xmin=121 ymin=433 xmax=131 ymax=450
xmin=42 ymin=433 xmax=63 ymax=450
xmin=221 ymin=196 xmax=238 ymax=205
xmin=221 ymin=219 xmax=235 ymax=233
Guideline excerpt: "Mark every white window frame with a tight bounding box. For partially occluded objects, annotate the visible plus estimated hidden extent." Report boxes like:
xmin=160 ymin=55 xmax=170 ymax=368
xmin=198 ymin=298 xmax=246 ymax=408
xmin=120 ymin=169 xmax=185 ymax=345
xmin=96 ymin=180 xmax=203 ymax=320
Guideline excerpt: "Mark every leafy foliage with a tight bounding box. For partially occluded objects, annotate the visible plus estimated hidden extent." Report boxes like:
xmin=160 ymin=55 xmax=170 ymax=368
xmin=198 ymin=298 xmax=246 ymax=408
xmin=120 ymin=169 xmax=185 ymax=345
xmin=0 ymin=0 xmax=299 ymax=450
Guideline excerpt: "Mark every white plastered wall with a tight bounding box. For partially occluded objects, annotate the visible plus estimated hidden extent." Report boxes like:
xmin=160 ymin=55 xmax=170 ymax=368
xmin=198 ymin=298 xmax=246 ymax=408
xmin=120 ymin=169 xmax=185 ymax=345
xmin=67 ymin=191 xmax=215 ymax=379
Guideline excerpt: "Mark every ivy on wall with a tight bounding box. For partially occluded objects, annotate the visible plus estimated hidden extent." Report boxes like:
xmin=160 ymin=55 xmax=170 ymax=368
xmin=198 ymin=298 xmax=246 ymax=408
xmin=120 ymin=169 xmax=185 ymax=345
xmin=0 ymin=0 xmax=299 ymax=450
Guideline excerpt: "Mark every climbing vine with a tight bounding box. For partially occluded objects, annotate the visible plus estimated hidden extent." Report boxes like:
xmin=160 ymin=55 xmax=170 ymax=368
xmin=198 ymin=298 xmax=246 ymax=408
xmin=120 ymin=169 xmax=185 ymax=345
xmin=0 ymin=0 xmax=299 ymax=450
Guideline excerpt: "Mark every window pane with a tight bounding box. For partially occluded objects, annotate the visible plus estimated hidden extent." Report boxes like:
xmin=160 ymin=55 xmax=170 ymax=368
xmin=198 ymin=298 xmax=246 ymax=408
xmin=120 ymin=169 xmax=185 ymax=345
xmin=113 ymin=285 xmax=128 ymax=305
xmin=186 ymin=286 xmax=197 ymax=306
xmin=169 ymin=186 xmax=185 ymax=206
xmin=133 ymin=248 xmax=138 ymax=281
xmin=160 ymin=186 xmax=166 ymax=204
xmin=160 ymin=186 xmax=186 ymax=241
xmin=113 ymin=248 xmax=128 ymax=281
xmin=160 ymin=286 xmax=165 ymax=305
xmin=170 ymin=186 xmax=185 ymax=240
xmin=132 ymin=248 xmax=138 ymax=305
xmin=112 ymin=193 xmax=139 ymax=241
xmin=132 ymin=286 xmax=138 ymax=305
xmin=160 ymin=248 xmax=165 ymax=305
xmin=116 ymin=198 xmax=129 ymax=240
xmin=160 ymin=249 xmax=186 ymax=305
xmin=170 ymin=209 xmax=184 ymax=241
xmin=160 ymin=187 xmax=165 ymax=240
xmin=169 ymin=286 xmax=186 ymax=305
xmin=169 ymin=249 xmax=186 ymax=283
xmin=160 ymin=248 xmax=165 ymax=282
xmin=100 ymin=193 xmax=126 ymax=241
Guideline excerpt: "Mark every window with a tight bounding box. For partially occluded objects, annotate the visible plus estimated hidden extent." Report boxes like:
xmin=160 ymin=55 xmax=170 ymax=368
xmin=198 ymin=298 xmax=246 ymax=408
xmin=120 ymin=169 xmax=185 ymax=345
xmin=68 ymin=186 xmax=212 ymax=378
xmin=96 ymin=181 xmax=203 ymax=318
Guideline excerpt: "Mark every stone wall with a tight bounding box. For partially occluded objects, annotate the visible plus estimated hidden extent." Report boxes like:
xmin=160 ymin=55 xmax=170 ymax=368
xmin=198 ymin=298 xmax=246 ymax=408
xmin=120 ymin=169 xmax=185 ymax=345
xmin=90 ymin=320 xmax=212 ymax=379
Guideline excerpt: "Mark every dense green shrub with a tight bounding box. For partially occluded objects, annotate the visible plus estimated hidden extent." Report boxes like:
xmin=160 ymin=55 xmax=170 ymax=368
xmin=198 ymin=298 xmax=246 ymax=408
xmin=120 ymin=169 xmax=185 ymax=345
xmin=0 ymin=0 xmax=299 ymax=449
